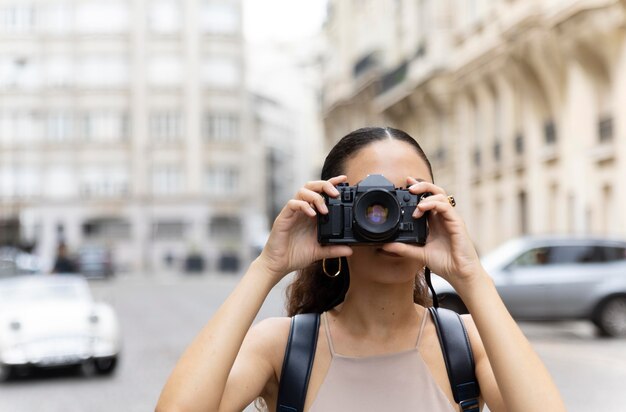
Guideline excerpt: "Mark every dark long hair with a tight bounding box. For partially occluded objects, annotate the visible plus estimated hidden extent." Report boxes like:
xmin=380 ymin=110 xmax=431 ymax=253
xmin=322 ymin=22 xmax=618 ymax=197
xmin=285 ymin=127 xmax=434 ymax=316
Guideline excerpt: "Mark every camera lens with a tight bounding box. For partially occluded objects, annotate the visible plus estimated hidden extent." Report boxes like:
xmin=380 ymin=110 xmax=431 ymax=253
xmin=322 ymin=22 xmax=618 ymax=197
xmin=353 ymin=190 xmax=400 ymax=242
xmin=365 ymin=204 xmax=388 ymax=225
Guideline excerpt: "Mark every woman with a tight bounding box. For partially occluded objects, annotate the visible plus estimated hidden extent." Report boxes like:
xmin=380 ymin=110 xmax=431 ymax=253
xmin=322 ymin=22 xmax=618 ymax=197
xmin=157 ymin=127 xmax=566 ymax=412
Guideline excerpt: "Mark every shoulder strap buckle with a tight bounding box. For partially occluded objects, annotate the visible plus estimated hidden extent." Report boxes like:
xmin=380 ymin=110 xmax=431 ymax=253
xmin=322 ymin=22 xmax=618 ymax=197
xmin=460 ymin=398 xmax=480 ymax=412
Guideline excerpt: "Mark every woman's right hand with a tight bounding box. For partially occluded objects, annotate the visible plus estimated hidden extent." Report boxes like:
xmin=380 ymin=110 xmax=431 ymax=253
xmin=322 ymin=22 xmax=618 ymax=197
xmin=257 ymin=175 xmax=353 ymax=283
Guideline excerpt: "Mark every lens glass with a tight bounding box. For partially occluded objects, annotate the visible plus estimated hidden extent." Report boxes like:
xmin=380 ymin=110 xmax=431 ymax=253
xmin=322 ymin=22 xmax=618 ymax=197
xmin=365 ymin=204 xmax=388 ymax=225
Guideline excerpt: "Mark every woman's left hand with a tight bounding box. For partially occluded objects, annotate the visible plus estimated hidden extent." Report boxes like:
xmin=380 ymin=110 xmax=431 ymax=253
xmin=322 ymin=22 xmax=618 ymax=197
xmin=380 ymin=177 xmax=483 ymax=289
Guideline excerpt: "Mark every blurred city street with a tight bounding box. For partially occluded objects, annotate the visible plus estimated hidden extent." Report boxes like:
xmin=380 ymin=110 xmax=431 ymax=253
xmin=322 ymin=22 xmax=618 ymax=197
xmin=0 ymin=272 xmax=624 ymax=412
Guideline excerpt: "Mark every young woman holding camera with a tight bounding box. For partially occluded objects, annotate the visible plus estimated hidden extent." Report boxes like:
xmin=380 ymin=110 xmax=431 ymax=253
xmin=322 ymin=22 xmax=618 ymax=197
xmin=157 ymin=127 xmax=565 ymax=412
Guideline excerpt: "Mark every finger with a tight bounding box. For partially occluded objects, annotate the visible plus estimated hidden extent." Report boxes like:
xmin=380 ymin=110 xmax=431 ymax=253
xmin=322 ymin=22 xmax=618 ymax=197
xmin=318 ymin=245 xmax=353 ymax=260
xmin=303 ymin=176 xmax=346 ymax=198
xmin=407 ymin=180 xmax=447 ymax=197
xmin=296 ymin=187 xmax=328 ymax=214
xmin=282 ymin=199 xmax=317 ymax=219
xmin=381 ymin=242 xmax=426 ymax=263
xmin=414 ymin=197 xmax=456 ymax=220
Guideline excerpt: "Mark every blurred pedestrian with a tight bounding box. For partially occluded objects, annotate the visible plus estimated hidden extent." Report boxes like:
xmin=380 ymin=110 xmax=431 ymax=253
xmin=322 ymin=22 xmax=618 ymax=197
xmin=157 ymin=127 xmax=566 ymax=411
xmin=52 ymin=242 xmax=77 ymax=274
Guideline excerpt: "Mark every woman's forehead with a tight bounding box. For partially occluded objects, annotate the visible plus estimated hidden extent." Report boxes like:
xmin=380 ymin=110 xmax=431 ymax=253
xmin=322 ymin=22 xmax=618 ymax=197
xmin=343 ymin=140 xmax=432 ymax=185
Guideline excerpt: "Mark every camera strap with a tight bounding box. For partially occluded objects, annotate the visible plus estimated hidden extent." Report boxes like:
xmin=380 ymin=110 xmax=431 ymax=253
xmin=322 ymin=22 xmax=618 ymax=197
xmin=277 ymin=313 xmax=320 ymax=412
xmin=425 ymin=266 xmax=480 ymax=412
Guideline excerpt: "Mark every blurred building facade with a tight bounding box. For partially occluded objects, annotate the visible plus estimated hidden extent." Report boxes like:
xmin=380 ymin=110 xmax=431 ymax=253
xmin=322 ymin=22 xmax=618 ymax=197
xmin=0 ymin=0 xmax=264 ymax=273
xmin=322 ymin=0 xmax=626 ymax=253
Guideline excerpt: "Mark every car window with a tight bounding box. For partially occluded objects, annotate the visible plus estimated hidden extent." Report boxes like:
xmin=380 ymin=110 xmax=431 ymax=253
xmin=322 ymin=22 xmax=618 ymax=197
xmin=511 ymin=245 xmax=600 ymax=267
xmin=545 ymin=246 xmax=599 ymax=264
xmin=600 ymin=247 xmax=626 ymax=262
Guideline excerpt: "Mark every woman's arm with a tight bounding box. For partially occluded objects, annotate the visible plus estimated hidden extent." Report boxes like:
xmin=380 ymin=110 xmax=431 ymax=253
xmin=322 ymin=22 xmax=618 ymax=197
xmin=382 ymin=178 xmax=566 ymax=412
xmin=461 ymin=270 xmax=565 ymax=412
xmin=156 ymin=177 xmax=352 ymax=412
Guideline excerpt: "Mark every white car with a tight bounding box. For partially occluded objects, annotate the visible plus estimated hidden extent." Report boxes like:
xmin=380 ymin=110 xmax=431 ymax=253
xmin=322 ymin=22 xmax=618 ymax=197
xmin=0 ymin=274 xmax=121 ymax=380
xmin=431 ymin=235 xmax=626 ymax=337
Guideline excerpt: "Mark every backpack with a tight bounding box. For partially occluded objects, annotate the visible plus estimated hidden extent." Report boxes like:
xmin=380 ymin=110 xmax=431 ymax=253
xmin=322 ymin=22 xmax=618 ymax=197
xmin=276 ymin=271 xmax=480 ymax=412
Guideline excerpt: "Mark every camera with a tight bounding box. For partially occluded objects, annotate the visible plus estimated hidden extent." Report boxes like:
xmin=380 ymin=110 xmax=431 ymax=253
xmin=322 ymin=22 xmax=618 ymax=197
xmin=317 ymin=174 xmax=429 ymax=245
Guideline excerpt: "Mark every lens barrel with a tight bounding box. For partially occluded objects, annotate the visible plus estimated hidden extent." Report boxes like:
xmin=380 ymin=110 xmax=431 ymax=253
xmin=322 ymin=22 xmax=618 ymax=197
xmin=353 ymin=189 xmax=401 ymax=241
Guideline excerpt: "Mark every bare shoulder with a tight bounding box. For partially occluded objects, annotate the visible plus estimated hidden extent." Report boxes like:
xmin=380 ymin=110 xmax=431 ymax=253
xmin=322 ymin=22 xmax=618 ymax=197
xmin=460 ymin=314 xmax=486 ymax=360
xmin=244 ymin=317 xmax=292 ymax=368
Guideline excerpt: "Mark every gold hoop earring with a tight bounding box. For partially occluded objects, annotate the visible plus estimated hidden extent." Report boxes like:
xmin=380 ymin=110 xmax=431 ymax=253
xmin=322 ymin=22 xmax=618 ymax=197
xmin=322 ymin=258 xmax=342 ymax=278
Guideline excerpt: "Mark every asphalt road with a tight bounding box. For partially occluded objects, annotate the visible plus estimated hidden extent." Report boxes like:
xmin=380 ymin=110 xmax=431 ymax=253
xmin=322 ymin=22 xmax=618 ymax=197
xmin=0 ymin=272 xmax=625 ymax=412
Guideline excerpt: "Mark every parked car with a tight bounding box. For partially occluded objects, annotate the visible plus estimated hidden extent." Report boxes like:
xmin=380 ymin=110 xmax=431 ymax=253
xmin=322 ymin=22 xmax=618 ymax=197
xmin=76 ymin=245 xmax=114 ymax=279
xmin=0 ymin=274 xmax=121 ymax=380
xmin=431 ymin=235 xmax=626 ymax=337
xmin=0 ymin=247 xmax=40 ymax=278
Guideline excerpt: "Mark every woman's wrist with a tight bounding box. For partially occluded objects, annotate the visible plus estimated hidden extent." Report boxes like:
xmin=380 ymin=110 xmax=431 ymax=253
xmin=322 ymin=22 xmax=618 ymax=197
xmin=250 ymin=255 xmax=286 ymax=287
xmin=452 ymin=266 xmax=495 ymax=304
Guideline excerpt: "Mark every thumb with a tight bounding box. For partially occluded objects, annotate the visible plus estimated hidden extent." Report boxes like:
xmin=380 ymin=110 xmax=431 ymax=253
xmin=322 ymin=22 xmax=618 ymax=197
xmin=319 ymin=245 xmax=353 ymax=260
xmin=381 ymin=242 xmax=427 ymax=264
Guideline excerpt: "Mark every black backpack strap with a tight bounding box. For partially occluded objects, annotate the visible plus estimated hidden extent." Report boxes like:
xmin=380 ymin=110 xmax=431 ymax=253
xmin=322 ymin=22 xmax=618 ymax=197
xmin=429 ymin=307 xmax=480 ymax=412
xmin=276 ymin=313 xmax=320 ymax=412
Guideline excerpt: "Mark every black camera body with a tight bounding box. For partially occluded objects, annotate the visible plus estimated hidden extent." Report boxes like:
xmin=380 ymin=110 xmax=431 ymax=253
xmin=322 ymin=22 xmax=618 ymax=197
xmin=317 ymin=174 xmax=429 ymax=245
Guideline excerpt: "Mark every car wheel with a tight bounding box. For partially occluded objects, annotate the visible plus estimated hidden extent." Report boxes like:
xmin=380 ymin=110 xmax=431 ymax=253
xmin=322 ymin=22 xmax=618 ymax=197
xmin=438 ymin=294 xmax=469 ymax=314
xmin=79 ymin=359 xmax=96 ymax=377
xmin=0 ymin=364 xmax=14 ymax=382
xmin=594 ymin=296 xmax=626 ymax=337
xmin=94 ymin=356 xmax=118 ymax=375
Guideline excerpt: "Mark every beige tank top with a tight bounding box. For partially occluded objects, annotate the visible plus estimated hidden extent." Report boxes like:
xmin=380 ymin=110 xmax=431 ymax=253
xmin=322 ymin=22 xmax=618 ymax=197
xmin=307 ymin=309 xmax=457 ymax=412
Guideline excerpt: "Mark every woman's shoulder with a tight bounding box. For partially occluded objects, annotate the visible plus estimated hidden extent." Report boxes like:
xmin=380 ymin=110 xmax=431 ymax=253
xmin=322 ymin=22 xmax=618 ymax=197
xmin=245 ymin=316 xmax=293 ymax=364
xmin=460 ymin=314 xmax=487 ymax=362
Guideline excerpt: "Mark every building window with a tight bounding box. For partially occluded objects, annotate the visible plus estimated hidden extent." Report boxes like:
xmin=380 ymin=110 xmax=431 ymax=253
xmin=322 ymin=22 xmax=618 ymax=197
xmin=514 ymin=133 xmax=524 ymax=155
xmin=544 ymin=119 xmax=556 ymax=145
xmin=75 ymin=1 xmax=129 ymax=34
xmin=493 ymin=141 xmax=501 ymax=162
xmin=148 ymin=55 xmax=182 ymax=86
xmin=150 ymin=111 xmax=182 ymax=143
xmin=82 ymin=111 xmax=129 ymax=142
xmin=78 ymin=56 xmax=128 ymax=88
xmin=598 ymin=116 xmax=613 ymax=143
xmin=148 ymin=0 xmax=180 ymax=33
xmin=206 ymin=165 xmax=239 ymax=195
xmin=1 ymin=166 xmax=40 ymax=198
xmin=202 ymin=57 xmax=240 ymax=89
xmin=80 ymin=166 xmax=129 ymax=198
xmin=0 ymin=5 xmax=35 ymax=33
xmin=209 ymin=216 xmax=241 ymax=241
xmin=473 ymin=147 xmax=481 ymax=168
xmin=83 ymin=218 xmax=131 ymax=240
xmin=203 ymin=113 xmax=239 ymax=142
xmin=152 ymin=220 xmax=186 ymax=240
xmin=152 ymin=165 xmax=183 ymax=195
xmin=200 ymin=2 xmax=239 ymax=35
xmin=0 ymin=111 xmax=43 ymax=144
xmin=46 ymin=112 xmax=75 ymax=142
xmin=0 ymin=57 xmax=40 ymax=90
xmin=518 ymin=190 xmax=528 ymax=235
xmin=45 ymin=56 xmax=74 ymax=88
xmin=41 ymin=3 xmax=72 ymax=34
